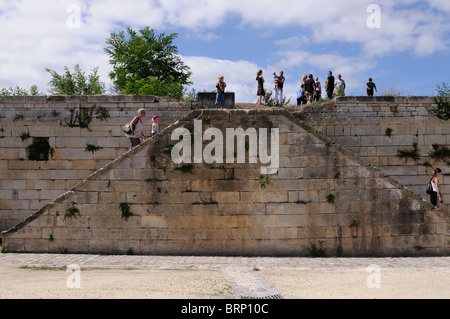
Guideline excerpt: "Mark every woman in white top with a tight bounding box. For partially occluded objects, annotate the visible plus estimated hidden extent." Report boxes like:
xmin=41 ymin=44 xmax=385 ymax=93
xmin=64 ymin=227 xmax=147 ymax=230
xmin=314 ymin=77 xmax=322 ymax=102
xmin=430 ymin=168 xmax=443 ymax=208
xmin=126 ymin=109 xmax=146 ymax=149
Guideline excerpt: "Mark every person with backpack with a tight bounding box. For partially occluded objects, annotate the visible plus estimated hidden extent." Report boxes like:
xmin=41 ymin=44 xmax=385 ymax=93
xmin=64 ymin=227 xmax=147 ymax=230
xmin=125 ymin=109 xmax=146 ymax=149
xmin=428 ymin=168 xmax=443 ymax=209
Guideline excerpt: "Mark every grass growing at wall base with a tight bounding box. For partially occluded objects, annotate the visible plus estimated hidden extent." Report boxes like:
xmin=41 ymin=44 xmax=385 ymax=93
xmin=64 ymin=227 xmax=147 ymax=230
xmin=336 ymin=245 xmax=343 ymax=257
xmin=307 ymin=241 xmax=326 ymax=257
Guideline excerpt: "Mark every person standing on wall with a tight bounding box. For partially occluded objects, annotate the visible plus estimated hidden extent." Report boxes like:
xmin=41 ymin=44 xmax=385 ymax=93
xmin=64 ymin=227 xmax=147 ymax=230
xmin=256 ymin=70 xmax=265 ymax=105
xmin=274 ymin=71 xmax=285 ymax=106
xmin=366 ymin=78 xmax=377 ymax=96
xmin=335 ymin=74 xmax=346 ymax=96
xmin=325 ymin=71 xmax=335 ymax=100
xmin=314 ymin=76 xmax=322 ymax=102
xmin=296 ymin=85 xmax=307 ymax=106
xmin=215 ymin=75 xmax=227 ymax=109
xmin=430 ymin=168 xmax=443 ymax=209
xmin=126 ymin=109 xmax=146 ymax=149
xmin=305 ymin=74 xmax=316 ymax=104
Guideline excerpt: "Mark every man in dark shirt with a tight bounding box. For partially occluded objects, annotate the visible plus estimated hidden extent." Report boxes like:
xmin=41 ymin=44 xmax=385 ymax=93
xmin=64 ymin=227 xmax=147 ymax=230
xmin=305 ymin=74 xmax=316 ymax=104
xmin=325 ymin=71 xmax=335 ymax=100
xmin=366 ymin=78 xmax=377 ymax=96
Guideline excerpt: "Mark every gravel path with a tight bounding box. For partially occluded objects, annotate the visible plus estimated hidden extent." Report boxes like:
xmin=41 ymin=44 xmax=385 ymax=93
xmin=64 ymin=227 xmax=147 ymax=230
xmin=0 ymin=254 xmax=448 ymax=299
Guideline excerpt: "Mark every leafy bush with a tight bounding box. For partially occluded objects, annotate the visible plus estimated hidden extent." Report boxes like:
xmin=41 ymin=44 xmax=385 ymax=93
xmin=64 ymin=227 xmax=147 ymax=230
xmin=122 ymin=76 xmax=184 ymax=99
xmin=45 ymin=64 xmax=105 ymax=95
xmin=429 ymin=83 xmax=450 ymax=120
xmin=1 ymin=85 xmax=42 ymax=96
xmin=263 ymin=91 xmax=291 ymax=106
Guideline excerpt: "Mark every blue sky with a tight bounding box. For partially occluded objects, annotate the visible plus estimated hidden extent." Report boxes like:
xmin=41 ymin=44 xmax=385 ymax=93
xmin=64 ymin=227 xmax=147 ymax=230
xmin=0 ymin=0 xmax=449 ymax=103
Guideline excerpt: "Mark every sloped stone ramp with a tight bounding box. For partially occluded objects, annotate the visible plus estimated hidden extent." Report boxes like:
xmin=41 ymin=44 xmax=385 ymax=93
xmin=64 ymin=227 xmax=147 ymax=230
xmin=1 ymin=109 xmax=448 ymax=256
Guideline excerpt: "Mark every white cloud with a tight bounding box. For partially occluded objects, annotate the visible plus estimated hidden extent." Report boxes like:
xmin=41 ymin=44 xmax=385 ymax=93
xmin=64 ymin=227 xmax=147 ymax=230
xmin=427 ymin=0 xmax=450 ymax=13
xmin=182 ymin=56 xmax=260 ymax=103
xmin=0 ymin=0 xmax=448 ymax=100
xmin=0 ymin=0 xmax=113 ymax=90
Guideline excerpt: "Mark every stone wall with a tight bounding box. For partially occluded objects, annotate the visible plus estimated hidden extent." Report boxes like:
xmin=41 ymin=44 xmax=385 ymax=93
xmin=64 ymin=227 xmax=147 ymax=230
xmin=300 ymin=96 xmax=450 ymax=208
xmin=2 ymin=109 xmax=447 ymax=256
xmin=197 ymin=92 xmax=235 ymax=109
xmin=0 ymin=96 xmax=193 ymax=231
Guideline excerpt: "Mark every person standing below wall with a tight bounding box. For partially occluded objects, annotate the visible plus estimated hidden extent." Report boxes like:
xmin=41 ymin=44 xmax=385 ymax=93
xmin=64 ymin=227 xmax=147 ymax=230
xmin=215 ymin=75 xmax=227 ymax=109
xmin=366 ymin=78 xmax=378 ymax=96
xmin=126 ymin=109 xmax=146 ymax=149
xmin=325 ymin=71 xmax=335 ymax=100
xmin=256 ymin=70 xmax=265 ymax=105
xmin=430 ymin=168 xmax=443 ymax=209
xmin=274 ymin=71 xmax=285 ymax=106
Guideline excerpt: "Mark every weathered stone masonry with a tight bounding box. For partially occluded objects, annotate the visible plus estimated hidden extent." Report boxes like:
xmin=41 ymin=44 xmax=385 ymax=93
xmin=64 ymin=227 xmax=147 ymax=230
xmin=301 ymin=96 xmax=450 ymax=210
xmin=1 ymin=108 xmax=448 ymax=256
xmin=0 ymin=95 xmax=193 ymax=231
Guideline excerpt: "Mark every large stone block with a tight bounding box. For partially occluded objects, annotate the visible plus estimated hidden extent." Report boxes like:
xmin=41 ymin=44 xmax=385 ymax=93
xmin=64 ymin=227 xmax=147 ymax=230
xmin=197 ymin=92 xmax=235 ymax=109
xmin=266 ymin=203 xmax=309 ymax=215
xmin=240 ymin=191 xmax=288 ymax=203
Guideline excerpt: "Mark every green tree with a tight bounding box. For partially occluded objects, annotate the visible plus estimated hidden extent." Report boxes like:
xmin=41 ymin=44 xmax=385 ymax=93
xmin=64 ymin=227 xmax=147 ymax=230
xmin=1 ymin=85 xmax=42 ymax=96
xmin=45 ymin=64 xmax=106 ymax=95
xmin=122 ymin=76 xmax=184 ymax=100
xmin=104 ymin=26 xmax=192 ymax=95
